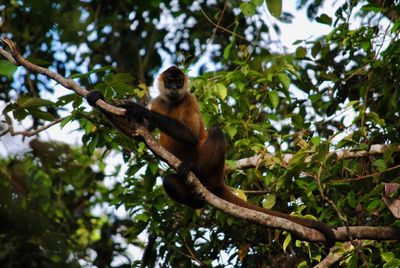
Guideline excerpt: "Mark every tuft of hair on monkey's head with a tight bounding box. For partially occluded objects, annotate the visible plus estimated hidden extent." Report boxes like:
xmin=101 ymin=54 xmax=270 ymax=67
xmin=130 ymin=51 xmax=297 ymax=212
xmin=158 ymin=66 xmax=189 ymax=103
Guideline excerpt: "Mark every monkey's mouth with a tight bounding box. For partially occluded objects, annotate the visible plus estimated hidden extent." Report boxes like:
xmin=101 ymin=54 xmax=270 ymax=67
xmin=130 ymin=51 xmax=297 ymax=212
xmin=168 ymin=92 xmax=180 ymax=99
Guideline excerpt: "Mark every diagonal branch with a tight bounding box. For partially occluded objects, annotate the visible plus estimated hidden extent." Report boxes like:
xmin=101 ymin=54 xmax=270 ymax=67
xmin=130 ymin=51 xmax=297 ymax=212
xmin=2 ymin=38 xmax=400 ymax=244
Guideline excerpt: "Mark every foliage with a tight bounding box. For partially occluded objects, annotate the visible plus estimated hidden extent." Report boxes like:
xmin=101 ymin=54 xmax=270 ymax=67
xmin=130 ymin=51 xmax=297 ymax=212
xmin=1 ymin=0 xmax=400 ymax=267
xmin=0 ymin=140 xmax=134 ymax=267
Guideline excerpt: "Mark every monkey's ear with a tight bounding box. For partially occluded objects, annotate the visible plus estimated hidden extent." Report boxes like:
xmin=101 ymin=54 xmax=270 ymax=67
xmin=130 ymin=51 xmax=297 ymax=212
xmin=87 ymin=90 xmax=105 ymax=107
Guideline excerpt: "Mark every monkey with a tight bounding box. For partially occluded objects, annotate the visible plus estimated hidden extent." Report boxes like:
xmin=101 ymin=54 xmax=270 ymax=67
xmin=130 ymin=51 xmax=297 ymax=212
xmin=86 ymin=66 xmax=335 ymax=246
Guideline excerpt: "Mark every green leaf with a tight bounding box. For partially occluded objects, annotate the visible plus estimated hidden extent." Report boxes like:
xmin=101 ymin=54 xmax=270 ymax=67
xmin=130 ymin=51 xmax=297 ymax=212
xmin=268 ymin=90 xmax=279 ymax=109
xmin=30 ymin=109 xmax=55 ymax=121
xmin=57 ymin=93 xmax=79 ymax=106
xmin=240 ymin=2 xmax=256 ymax=16
xmin=213 ymin=83 xmax=227 ymax=100
xmin=361 ymin=4 xmax=382 ymax=12
xmin=110 ymin=81 xmax=135 ymax=94
xmin=367 ymin=199 xmax=380 ymax=212
xmin=135 ymin=213 xmax=150 ymax=222
xmin=295 ymin=46 xmax=307 ymax=59
xmin=310 ymin=136 xmax=321 ymax=146
xmin=266 ymin=0 xmax=282 ymax=18
xmin=233 ymin=188 xmax=247 ymax=201
xmin=288 ymin=150 xmax=306 ymax=169
xmin=372 ymin=159 xmax=386 ymax=172
xmin=111 ymin=73 xmax=134 ymax=84
xmin=277 ymin=73 xmax=291 ymax=90
xmin=297 ymin=260 xmax=308 ymax=268
xmin=13 ymin=108 xmax=29 ymax=121
xmin=225 ymin=159 xmax=238 ymax=170
xmin=381 ymin=252 xmax=394 ymax=263
xmin=251 ymin=0 xmax=263 ymax=6
xmin=225 ymin=124 xmax=237 ymax=139
xmin=283 ymin=234 xmax=291 ymax=252
xmin=291 ymin=114 xmax=304 ymax=129
xmin=0 ymin=60 xmax=18 ymax=78
xmin=223 ymin=43 xmax=233 ymax=60
xmin=148 ymin=162 xmax=159 ymax=175
xmin=391 ymin=19 xmax=400 ymax=33
xmin=262 ymin=194 xmax=276 ymax=209
xmin=60 ymin=115 xmax=74 ymax=128
xmin=316 ymin=14 xmax=332 ymax=25
xmin=311 ymin=42 xmax=321 ymax=58
xmin=17 ymin=96 xmax=54 ymax=108
xmin=368 ymin=112 xmax=385 ymax=126
xmin=348 ymin=191 xmax=356 ymax=208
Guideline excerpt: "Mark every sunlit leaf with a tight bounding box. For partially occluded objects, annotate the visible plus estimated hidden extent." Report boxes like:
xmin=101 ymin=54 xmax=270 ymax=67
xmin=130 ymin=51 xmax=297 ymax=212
xmin=262 ymin=194 xmax=276 ymax=209
xmin=240 ymin=2 xmax=256 ymax=16
xmin=283 ymin=234 xmax=291 ymax=252
xmin=233 ymin=188 xmax=247 ymax=201
xmin=266 ymin=0 xmax=282 ymax=18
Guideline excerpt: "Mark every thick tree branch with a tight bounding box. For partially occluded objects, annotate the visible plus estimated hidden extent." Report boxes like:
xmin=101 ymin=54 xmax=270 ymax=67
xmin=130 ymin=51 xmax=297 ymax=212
xmin=2 ymin=38 xmax=400 ymax=244
xmin=231 ymin=144 xmax=400 ymax=171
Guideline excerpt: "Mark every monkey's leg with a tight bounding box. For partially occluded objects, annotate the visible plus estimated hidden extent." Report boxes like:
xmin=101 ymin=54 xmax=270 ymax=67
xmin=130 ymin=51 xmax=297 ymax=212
xmin=163 ymin=174 xmax=205 ymax=209
xmin=195 ymin=126 xmax=226 ymax=186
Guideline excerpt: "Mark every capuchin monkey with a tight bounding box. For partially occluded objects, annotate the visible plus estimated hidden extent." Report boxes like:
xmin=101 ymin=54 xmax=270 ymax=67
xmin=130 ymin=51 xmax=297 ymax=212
xmin=86 ymin=66 xmax=335 ymax=246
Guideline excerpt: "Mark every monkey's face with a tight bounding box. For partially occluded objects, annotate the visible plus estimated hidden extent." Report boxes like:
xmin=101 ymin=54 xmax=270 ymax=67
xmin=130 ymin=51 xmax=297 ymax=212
xmin=158 ymin=66 xmax=189 ymax=103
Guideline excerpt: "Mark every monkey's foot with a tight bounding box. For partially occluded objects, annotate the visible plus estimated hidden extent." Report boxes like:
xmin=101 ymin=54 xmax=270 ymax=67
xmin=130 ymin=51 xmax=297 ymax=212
xmin=177 ymin=161 xmax=195 ymax=178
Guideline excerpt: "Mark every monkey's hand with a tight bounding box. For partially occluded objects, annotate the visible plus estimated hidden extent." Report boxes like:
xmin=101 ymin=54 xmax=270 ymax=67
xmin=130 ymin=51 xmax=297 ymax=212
xmin=119 ymin=102 xmax=147 ymax=123
xmin=178 ymin=161 xmax=205 ymax=204
xmin=86 ymin=90 xmax=105 ymax=107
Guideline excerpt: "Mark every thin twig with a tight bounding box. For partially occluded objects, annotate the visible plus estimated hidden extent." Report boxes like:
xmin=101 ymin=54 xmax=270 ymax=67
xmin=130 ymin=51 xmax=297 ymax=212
xmin=2 ymin=116 xmax=67 ymax=137
xmin=200 ymin=6 xmax=247 ymax=41
xmin=330 ymin=163 xmax=400 ymax=183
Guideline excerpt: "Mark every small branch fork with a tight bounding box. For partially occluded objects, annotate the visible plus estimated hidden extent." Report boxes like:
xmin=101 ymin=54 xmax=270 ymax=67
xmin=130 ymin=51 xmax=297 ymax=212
xmin=0 ymin=116 xmax=67 ymax=137
xmin=1 ymin=38 xmax=400 ymax=244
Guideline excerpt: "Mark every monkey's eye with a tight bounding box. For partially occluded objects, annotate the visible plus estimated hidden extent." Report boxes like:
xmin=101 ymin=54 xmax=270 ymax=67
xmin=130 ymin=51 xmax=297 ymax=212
xmin=165 ymin=78 xmax=183 ymax=89
xmin=176 ymin=79 xmax=183 ymax=88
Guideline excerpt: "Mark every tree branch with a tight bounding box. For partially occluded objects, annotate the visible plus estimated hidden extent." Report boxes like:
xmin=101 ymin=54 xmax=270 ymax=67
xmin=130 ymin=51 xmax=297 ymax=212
xmin=1 ymin=116 xmax=67 ymax=138
xmin=2 ymin=38 xmax=400 ymax=244
xmin=231 ymin=144 xmax=400 ymax=171
xmin=314 ymin=241 xmax=361 ymax=268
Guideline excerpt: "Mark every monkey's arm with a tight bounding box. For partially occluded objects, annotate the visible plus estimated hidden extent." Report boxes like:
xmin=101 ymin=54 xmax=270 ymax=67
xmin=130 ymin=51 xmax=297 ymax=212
xmin=86 ymin=91 xmax=198 ymax=146
xmin=120 ymin=102 xmax=198 ymax=146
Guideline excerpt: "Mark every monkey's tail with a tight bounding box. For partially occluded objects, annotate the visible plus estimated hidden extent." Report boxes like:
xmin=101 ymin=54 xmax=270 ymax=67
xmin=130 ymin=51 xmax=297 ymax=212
xmin=219 ymin=186 xmax=335 ymax=247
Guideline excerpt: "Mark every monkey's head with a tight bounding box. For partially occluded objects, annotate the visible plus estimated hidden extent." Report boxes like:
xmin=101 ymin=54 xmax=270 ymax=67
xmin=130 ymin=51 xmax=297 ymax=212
xmin=158 ymin=66 xmax=189 ymax=103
